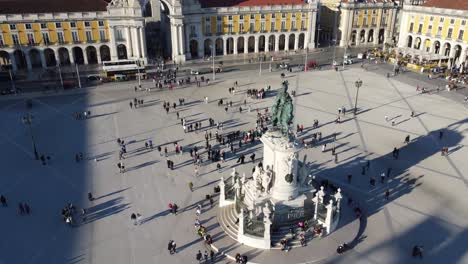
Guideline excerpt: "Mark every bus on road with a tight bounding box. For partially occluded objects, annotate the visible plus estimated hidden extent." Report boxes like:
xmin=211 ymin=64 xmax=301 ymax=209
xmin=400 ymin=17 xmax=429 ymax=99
xmin=102 ymin=60 xmax=146 ymax=81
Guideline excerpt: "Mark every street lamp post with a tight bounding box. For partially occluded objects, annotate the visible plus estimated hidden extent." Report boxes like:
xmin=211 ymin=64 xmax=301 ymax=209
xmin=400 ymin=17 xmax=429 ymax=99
xmin=210 ymin=45 xmax=215 ymax=81
xmin=57 ymin=64 xmax=64 ymax=90
xmin=354 ymin=79 xmax=363 ymax=115
xmin=304 ymin=47 xmax=309 ymax=71
xmin=22 ymin=113 xmax=39 ymax=160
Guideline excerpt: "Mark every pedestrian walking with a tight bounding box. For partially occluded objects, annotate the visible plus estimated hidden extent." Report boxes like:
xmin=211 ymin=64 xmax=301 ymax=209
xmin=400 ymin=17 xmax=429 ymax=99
xmin=439 ymin=130 xmax=443 ymax=139
xmin=380 ymin=172 xmax=385 ymax=183
xmin=1 ymin=195 xmax=7 ymax=207
xmin=24 ymin=203 xmax=30 ymax=214
xmin=386 ymin=167 xmax=392 ymax=178
xmin=385 ymin=189 xmax=390 ymax=200
xmin=210 ymin=250 xmax=215 ymax=263
xmin=129 ymin=102 xmax=133 ymax=109
xmin=18 ymin=203 xmax=25 ymax=215
xmin=347 ymin=174 xmax=352 ymax=183
xmin=196 ymin=250 xmax=203 ymax=263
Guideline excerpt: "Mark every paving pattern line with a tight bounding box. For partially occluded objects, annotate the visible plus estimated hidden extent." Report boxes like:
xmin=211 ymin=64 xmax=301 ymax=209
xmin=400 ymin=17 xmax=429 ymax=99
xmin=386 ymin=78 xmax=468 ymax=188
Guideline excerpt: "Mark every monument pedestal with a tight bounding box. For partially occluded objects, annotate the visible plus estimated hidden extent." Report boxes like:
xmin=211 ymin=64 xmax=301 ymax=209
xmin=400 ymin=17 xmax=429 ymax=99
xmin=261 ymin=131 xmax=303 ymax=201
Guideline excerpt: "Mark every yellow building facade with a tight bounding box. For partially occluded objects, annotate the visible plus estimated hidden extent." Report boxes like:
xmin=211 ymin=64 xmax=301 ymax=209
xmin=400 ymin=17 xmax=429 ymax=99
xmin=175 ymin=0 xmax=318 ymax=60
xmin=0 ymin=0 xmax=148 ymax=72
xmin=397 ymin=3 xmax=468 ymax=65
xmin=338 ymin=1 xmax=399 ymax=47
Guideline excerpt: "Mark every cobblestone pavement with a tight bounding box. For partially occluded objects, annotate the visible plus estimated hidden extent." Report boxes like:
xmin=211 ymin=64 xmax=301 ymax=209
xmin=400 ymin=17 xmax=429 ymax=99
xmin=0 ymin=64 xmax=467 ymax=264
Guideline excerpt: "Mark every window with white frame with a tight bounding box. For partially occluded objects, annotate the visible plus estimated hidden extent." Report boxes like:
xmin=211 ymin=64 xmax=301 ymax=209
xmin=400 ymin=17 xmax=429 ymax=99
xmin=430 ymin=16 xmax=434 ymax=21
xmin=301 ymin=20 xmax=306 ymax=30
xmin=42 ymin=32 xmax=50 ymax=45
xmin=57 ymin=32 xmax=64 ymax=43
xmin=0 ymin=34 xmax=4 ymax=46
xmin=99 ymin=30 xmax=106 ymax=40
xmin=10 ymin=24 xmax=16 ymax=30
xmin=117 ymin=29 xmax=124 ymax=40
xmin=271 ymin=21 xmax=275 ymax=31
xmin=250 ymin=22 xmax=254 ymax=33
xmin=440 ymin=17 xmax=444 ymax=22
xmin=462 ymin=20 xmax=466 ymax=26
xmin=250 ymin=14 xmax=254 ymax=19
xmin=98 ymin=21 xmax=104 ymax=27
xmin=86 ymin=31 xmax=93 ymax=41
xmin=228 ymin=23 xmax=233 ymax=34
xmin=261 ymin=22 xmax=265 ymax=32
xmin=437 ymin=26 xmax=442 ymax=36
xmin=70 ymin=22 xmax=76 ymax=28
xmin=371 ymin=17 xmax=376 ymax=26
xmin=56 ymin=22 xmax=62 ymax=28
xmin=447 ymin=28 xmax=453 ymax=38
xmin=27 ymin=33 xmax=34 ymax=44
xmin=450 ymin=18 xmax=455 ymax=24
xmin=190 ymin=25 xmax=196 ymax=36
xmin=417 ymin=24 xmax=422 ymax=33
xmin=363 ymin=18 xmax=367 ymax=26
xmin=41 ymin=23 xmax=47 ymax=29
xmin=281 ymin=21 xmax=285 ymax=31
xmin=205 ymin=18 xmax=211 ymax=33
xmin=427 ymin=25 xmax=432 ymax=34
xmin=12 ymin=34 xmax=19 ymax=45
xmin=240 ymin=23 xmax=244 ymax=33
xmin=72 ymin=31 xmax=79 ymax=42
xmin=291 ymin=21 xmax=296 ymax=30
xmin=25 ymin=23 xmax=32 ymax=30
xmin=85 ymin=21 xmax=90 ymax=27
xmin=458 ymin=30 xmax=464 ymax=40
xmin=409 ymin=23 xmax=414 ymax=32
xmin=217 ymin=22 xmax=222 ymax=33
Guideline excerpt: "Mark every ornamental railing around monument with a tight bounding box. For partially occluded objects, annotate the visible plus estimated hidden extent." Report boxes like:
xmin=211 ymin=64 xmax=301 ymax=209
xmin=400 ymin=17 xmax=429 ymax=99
xmin=244 ymin=216 xmax=265 ymax=237
xmin=317 ymin=203 xmax=327 ymax=222
xmin=235 ymin=193 xmax=245 ymax=214
xmin=225 ymin=183 xmax=236 ymax=201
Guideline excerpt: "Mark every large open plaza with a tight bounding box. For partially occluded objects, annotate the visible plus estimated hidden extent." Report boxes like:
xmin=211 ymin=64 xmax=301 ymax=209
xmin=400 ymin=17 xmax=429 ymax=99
xmin=0 ymin=63 xmax=467 ymax=264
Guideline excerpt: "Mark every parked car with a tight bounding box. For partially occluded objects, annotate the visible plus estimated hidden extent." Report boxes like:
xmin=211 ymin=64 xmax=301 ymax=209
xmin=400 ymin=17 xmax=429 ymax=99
xmin=307 ymin=60 xmax=318 ymax=69
xmin=344 ymin=59 xmax=354 ymax=65
xmin=279 ymin=62 xmax=289 ymax=69
xmin=86 ymin=74 xmax=102 ymax=82
xmin=190 ymin=69 xmax=200 ymax=75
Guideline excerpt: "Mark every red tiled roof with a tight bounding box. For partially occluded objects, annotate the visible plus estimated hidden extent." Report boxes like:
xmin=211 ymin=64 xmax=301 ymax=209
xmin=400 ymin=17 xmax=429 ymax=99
xmin=422 ymin=0 xmax=468 ymax=11
xmin=0 ymin=0 xmax=109 ymax=14
xmin=199 ymin=0 xmax=307 ymax=8
xmin=341 ymin=0 xmax=390 ymax=3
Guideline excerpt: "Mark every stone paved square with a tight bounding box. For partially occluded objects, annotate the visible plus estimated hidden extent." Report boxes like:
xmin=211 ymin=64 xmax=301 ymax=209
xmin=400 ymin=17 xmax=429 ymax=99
xmin=0 ymin=65 xmax=467 ymax=264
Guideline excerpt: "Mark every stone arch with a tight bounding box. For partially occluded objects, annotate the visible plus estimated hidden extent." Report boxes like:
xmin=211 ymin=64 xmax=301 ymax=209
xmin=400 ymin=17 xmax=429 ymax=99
xmin=43 ymin=48 xmax=56 ymax=67
xmin=433 ymin=41 xmax=440 ymax=54
xmin=258 ymin=35 xmax=265 ymax=52
xmin=279 ymin=34 xmax=286 ymax=50
xmin=0 ymin=50 xmax=12 ymax=69
xmin=29 ymin=49 xmax=41 ymax=68
xmin=58 ymin=47 xmax=70 ymax=65
xmin=288 ymin=34 xmax=295 ymax=50
xmin=268 ymin=35 xmax=275 ymax=51
xmin=453 ymin=45 xmax=462 ymax=61
xmin=351 ymin=30 xmax=357 ymax=45
xmin=72 ymin=47 xmax=85 ymax=64
xmin=414 ymin=37 xmax=421 ymax=50
xmin=226 ymin=37 xmax=234 ymax=54
xmin=204 ymin=39 xmax=213 ymax=56
xmin=443 ymin=43 xmax=451 ymax=56
xmin=359 ymin=30 xmax=365 ymax=43
xmin=407 ymin=35 xmax=413 ymax=48
xmin=423 ymin=39 xmax=431 ymax=52
xmin=13 ymin=50 xmax=27 ymax=69
xmin=215 ymin=38 xmax=223 ymax=56
xmin=248 ymin=36 xmax=255 ymax=53
xmin=368 ymin=29 xmax=374 ymax=43
xmin=189 ymin=39 xmax=199 ymax=58
xmin=298 ymin=33 xmax=305 ymax=49
xmin=237 ymin=37 xmax=245 ymax=53
xmin=100 ymin=45 xmax=111 ymax=62
xmin=378 ymin=29 xmax=385 ymax=44
xmin=86 ymin=46 xmax=98 ymax=64
xmin=117 ymin=44 xmax=127 ymax=60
